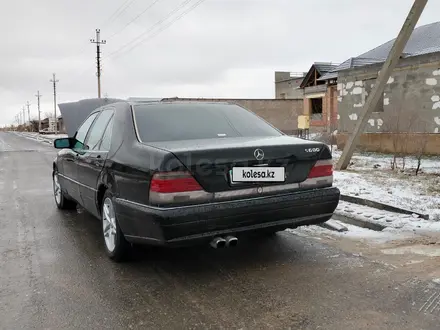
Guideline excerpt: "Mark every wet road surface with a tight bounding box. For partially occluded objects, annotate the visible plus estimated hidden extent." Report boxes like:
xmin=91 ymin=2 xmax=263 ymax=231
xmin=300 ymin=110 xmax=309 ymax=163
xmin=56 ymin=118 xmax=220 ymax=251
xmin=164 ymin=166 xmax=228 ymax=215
xmin=0 ymin=132 xmax=439 ymax=330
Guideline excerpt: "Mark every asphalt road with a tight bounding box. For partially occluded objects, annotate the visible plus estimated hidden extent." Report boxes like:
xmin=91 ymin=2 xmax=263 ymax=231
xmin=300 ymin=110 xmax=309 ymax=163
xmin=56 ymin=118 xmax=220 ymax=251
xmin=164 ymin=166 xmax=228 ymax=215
xmin=0 ymin=132 xmax=438 ymax=330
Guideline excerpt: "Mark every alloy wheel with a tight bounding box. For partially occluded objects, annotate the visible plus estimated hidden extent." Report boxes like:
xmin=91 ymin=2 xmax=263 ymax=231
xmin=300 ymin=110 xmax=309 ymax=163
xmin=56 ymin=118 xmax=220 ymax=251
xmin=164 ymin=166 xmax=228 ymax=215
xmin=103 ymin=197 xmax=117 ymax=252
xmin=53 ymin=174 xmax=61 ymax=205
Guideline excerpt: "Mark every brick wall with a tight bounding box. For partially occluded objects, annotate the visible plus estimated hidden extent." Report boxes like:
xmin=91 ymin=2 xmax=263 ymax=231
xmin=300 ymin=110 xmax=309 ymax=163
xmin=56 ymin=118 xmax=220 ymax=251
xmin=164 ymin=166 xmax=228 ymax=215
xmin=302 ymin=85 xmax=338 ymax=131
xmin=161 ymin=98 xmax=304 ymax=134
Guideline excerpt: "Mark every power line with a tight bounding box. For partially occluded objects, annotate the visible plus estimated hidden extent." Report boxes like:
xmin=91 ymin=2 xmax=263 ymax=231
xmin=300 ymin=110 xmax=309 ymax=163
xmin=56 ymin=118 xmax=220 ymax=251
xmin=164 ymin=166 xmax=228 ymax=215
xmin=108 ymin=0 xmax=164 ymax=39
xmin=59 ymin=0 xmax=134 ymax=77
xmin=104 ymin=0 xmax=195 ymax=59
xmin=102 ymin=0 xmax=138 ymax=29
xmin=117 ymin=0 xmax=207 ymax=58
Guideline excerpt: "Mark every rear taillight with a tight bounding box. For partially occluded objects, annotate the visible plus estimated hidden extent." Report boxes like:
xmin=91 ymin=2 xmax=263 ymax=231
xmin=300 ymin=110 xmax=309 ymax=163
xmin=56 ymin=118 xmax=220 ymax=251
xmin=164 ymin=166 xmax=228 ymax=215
xmin=149 ymin=171 xmax=211 ymax=205
xmin=307 ymin=160 xmax=333 ymax=178
xmin=150 ymin=171 xmax=202 ymax=193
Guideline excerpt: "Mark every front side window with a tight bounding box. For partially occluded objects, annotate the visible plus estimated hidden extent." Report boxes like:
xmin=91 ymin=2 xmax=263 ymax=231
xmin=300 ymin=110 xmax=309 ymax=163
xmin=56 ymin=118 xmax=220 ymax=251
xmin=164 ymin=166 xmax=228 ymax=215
xmin=74 ymin=112 xmax=99 ymax=150
xmin=85 ymin=110 xmax=114 ymax=150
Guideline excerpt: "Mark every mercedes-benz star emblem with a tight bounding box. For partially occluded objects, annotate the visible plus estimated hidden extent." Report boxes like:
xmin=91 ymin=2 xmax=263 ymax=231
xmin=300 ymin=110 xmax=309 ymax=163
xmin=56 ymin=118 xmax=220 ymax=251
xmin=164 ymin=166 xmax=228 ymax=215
xmin=254 ymin=149 xmax=264 ymax=160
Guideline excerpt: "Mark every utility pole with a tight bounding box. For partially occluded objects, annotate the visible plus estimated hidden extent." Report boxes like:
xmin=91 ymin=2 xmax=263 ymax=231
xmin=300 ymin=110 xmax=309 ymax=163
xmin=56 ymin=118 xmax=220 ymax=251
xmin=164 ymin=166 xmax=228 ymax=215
xmin=90 ymin=29 xmax=106 ymax=99
xmin=336 ymin=0 xmax=428 ymax=170
xmin=22 ymin=106 xmax=26 ymax=129
xmin=35 ymin=91 xmax=42 ymax=132
xmin=26 ymin=101 xmax=31 ymax=131
xmin=50 ymin=73 xmax=59 ymax=134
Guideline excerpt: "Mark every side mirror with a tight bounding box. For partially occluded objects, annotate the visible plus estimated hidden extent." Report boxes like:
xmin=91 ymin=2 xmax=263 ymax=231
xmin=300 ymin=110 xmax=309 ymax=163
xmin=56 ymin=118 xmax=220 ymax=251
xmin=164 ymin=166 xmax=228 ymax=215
xmin=54 ymin=138 xmax=71 ymax=149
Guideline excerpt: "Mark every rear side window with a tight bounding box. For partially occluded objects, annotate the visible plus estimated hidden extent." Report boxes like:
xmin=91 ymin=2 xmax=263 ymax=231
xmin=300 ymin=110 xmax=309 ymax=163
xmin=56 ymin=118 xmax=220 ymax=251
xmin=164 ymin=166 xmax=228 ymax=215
xmin=99 ymin=115 xmax=114 ymax=151
xmin=133 ymin=103 xmax=281 ymax=142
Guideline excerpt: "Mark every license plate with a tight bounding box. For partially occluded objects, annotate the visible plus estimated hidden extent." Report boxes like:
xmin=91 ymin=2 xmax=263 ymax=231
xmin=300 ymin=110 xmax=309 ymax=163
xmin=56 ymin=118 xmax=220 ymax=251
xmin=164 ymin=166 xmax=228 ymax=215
xmin=230 ymin=167 xmax=285 ymax=183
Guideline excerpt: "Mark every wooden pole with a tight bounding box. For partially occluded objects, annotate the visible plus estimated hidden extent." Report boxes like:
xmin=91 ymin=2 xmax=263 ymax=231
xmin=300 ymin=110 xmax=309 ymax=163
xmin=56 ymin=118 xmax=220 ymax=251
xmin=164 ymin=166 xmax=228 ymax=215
xmin=336 ymin=0 xmax=428 ymax=170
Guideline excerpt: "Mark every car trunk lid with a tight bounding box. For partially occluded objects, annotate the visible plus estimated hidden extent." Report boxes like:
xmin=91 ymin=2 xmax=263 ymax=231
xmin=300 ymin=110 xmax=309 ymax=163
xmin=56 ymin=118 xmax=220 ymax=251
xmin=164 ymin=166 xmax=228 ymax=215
xmin=147 ymin=136 xmax=331 ymax=193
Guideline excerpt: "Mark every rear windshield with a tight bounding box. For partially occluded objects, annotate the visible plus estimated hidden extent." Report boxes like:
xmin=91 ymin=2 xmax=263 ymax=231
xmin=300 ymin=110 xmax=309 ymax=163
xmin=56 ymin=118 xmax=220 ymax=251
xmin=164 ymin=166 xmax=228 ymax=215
xmin=133 ymin=103 xmax=282 ymax=142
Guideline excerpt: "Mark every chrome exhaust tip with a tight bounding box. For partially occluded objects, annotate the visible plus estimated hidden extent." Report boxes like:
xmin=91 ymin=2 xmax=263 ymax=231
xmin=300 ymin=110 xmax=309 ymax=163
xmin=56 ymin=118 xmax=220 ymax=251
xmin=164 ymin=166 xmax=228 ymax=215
xmin=210 ymin=237 xmax=226 ymax=249
xmin=225 ymin=235 xmax=238 ymax=247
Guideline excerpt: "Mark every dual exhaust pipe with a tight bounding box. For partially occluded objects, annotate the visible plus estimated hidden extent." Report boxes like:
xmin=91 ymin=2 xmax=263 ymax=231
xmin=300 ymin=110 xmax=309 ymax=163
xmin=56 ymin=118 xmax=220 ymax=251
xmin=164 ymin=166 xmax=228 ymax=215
xmin=210 ymin=236 xmax=238 ymax=249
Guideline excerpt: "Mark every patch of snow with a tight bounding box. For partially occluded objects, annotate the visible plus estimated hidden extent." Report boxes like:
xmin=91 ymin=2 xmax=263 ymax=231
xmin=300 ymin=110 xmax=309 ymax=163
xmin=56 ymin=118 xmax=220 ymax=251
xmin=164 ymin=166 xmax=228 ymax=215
xmin=426 ymin=78 xmax=438 ymax=86
xmin=349 ymin=113 xmax=358 ymax=121
xmin=332 ymin=151 xmax=440 ymax=220
xmin=381 ymin=245 xmax=440 ymax=257
xmin=352 ymin=87 xmax=363 ymax=95
xmin=42 ymin=134 xmax=68 ymax=140
xmin=346 ymin=82 xmax=354 ymax=89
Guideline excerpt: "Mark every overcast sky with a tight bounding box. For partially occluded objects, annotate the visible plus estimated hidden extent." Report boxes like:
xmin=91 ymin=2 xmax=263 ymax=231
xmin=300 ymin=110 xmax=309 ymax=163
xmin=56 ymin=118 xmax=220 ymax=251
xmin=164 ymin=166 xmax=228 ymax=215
xmin=1 ymin=0 xmax=440 ymax=126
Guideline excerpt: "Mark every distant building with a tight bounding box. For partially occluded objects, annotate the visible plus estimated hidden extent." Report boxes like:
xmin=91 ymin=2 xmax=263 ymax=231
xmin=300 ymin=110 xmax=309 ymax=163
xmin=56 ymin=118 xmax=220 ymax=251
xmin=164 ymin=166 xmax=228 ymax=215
xmin=299 ymin=62 xmax=339 ymax=132
xmin=274 ymin=72 xmax=307 ymax=100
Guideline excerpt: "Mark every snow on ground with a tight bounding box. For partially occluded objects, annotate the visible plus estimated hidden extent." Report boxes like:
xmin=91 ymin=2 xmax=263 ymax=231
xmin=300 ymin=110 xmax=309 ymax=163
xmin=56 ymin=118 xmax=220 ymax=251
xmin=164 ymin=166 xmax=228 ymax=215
xmin=14 ymin=132 xmax=67 ymax=143
xmin=337 ymin=200 xmax=440 ymax=232
xmin=330 ymin=147 xmax=440 ymax=221
xmin=42 ymin=134 xmax=68 ymax=139
xmin=292 ymin=222 xmax=416 ymax=244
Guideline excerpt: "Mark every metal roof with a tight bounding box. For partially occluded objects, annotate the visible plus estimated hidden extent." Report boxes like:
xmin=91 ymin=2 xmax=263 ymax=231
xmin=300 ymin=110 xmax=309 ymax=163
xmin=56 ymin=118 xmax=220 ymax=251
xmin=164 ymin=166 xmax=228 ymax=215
xmin=314 ymin=62 xmax=339 ymax=74
xmin=318 ymin=58 xmax=384 ymax=81
xmin=300 ymin=62 xmax=339 ymax=87
xmin=358 ymin=21 xmax=440 ymax=59
xmin=318 ymin=21 xmax=440 ymax=81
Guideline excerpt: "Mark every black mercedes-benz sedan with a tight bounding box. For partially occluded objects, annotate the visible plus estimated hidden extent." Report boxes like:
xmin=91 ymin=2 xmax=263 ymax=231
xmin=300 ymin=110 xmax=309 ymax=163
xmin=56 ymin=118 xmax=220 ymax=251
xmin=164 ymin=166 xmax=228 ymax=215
xmin=52 ymin=101 xmax=340 ymax=261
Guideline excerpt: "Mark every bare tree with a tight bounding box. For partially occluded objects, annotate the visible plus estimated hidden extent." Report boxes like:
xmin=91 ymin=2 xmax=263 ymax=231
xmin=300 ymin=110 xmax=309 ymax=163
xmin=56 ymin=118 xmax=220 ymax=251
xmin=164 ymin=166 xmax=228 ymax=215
xmin=381 ymin=106 xmax=421 ymax=170
xmin=44 ymin=112 xmax=53 ymax=119
xmin=413 ymin=122 xmax=429 ymax=176
xmin=30 ymin=120 xmax=39 ymax=132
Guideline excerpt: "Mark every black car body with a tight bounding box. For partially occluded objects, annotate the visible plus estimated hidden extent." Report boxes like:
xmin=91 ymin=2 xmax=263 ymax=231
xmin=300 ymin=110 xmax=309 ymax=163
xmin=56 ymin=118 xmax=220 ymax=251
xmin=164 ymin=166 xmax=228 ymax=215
xmin=52 ymin=101 xmax=340 ymax=260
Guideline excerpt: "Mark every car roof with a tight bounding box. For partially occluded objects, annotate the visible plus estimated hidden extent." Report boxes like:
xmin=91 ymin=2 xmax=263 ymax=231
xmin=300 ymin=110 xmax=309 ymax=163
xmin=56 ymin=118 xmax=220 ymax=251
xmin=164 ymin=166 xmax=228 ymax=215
xmin=128 ymin=101 xmax=234 ymax=107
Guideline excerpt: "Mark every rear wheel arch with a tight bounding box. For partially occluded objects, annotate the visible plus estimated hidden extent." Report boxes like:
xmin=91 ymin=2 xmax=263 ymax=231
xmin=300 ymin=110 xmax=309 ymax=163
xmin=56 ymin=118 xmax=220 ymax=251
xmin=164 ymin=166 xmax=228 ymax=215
xmin=96 ymin=184 xmax=108 ymax=215
xmin=96 ymin=170 xmax=118 ymax=214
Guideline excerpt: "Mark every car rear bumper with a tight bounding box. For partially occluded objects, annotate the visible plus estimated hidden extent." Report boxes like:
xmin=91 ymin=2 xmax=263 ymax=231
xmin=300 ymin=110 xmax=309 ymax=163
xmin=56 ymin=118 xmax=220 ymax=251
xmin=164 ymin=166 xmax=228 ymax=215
xmin=114 ymin=187 xmax=340 ymax=246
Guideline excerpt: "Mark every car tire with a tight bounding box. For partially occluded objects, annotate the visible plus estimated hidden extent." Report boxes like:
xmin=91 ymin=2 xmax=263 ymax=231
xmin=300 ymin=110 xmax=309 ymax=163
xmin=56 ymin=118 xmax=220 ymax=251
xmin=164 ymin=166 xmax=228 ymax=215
xmin=101 ymin=191 xmax=130 ymax=262
xmin=53 ymin=170 xmax=77 ymax=210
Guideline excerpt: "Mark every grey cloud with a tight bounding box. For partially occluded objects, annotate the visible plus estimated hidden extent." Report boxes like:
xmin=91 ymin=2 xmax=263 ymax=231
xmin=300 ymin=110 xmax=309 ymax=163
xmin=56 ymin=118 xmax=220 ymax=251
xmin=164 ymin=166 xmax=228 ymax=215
xmin=2 ymin=0 xmax=440 ymax=125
